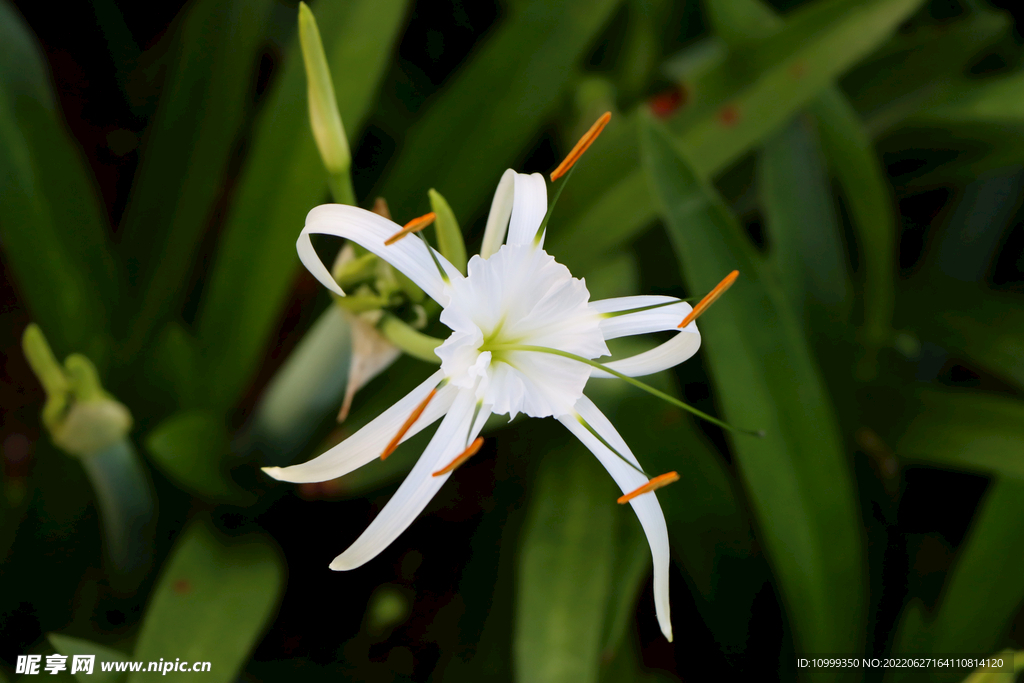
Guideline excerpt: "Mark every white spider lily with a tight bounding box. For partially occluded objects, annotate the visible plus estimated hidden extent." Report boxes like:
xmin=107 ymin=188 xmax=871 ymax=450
xmin=263 ymin=170 xmax=705 ymax=642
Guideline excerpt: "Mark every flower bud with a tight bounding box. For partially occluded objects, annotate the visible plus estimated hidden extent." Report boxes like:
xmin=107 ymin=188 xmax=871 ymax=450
xmin=22 ymin=325 xmax=132 ymax=458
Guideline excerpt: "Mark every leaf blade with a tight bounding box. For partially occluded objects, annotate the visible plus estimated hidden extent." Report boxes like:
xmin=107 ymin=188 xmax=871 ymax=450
xmin=640 ymin=116 xmax=865 ymax=663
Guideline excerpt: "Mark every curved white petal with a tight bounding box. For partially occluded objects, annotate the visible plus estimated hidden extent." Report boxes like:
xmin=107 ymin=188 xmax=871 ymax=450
xmin=506 ymin=172 xmax=548 ymax=249
xmin=297 ymin=204 xmax=462 ymax=305
xmin=262 ymin=370 xmax=455 ymax=483
xmin=590 ymin=324 xmax=701 ymax=378
xmin=329 ymin=389 xmax=487 ymax=570
xmin=558 ymin=394 xmax=673 ymax=642
xmin=480 ymin=169 xmax=515 ymax=259
xmin=591 ymin=296 xmax=693 ymax=340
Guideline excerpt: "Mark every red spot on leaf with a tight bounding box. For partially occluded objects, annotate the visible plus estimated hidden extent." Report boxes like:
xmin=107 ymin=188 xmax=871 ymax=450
xmin=648 ymin=85 xmax=687 ymax=119
xmin=173 ymin=579 xmax=192 ymax=594
xmin=789 ymin=61 xmax=807 ymax=79
xmin=718 ymin=105 xmax=740 ymax=127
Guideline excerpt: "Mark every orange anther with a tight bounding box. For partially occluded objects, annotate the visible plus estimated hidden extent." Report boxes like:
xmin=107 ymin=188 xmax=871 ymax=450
xmin=617 ymin=471 xmax=680 ymax=504
xmin=381 ymin=388 xmax=438 ymax=460
xmin=550 ymin=112 xmax=612 ymax=181
xmin=385 ymin=211 xmax=437 ymax=245
xmin=432 ymin=437 xmax=485 ymax=477
xmin=678 ymin=270 xmax=739 ymax=328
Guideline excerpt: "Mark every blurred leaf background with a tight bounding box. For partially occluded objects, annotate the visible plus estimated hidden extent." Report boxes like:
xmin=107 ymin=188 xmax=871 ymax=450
xmin=2 ymin=0 xmax=1024 ymax=681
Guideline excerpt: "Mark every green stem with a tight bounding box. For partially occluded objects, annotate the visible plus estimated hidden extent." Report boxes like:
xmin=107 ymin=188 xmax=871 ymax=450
xmin=378 ymin=314 xmax=443 ymax=363
xmin=481 ymin=343 xmax=761 ymax=436
xmin=327 ymin=170 xmax=356 ymax=206
xmin=79 ymin=439 xmax=154 ymax=583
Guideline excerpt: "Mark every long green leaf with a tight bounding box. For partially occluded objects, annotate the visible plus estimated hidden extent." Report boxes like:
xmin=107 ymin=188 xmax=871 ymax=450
xmin=704 ymin=0 xmax=897 ymax=355
xmin=128 ymin=520 xmax=284 ymax=683
xmin=551 ymin=0 xmax=918 ymax=289
xmin=0 ymin=1 xmax=117 ymax=360
xmin=515 ymin=445 xmax=616 ymax=683
xmin=641 ymin=117 xmax=864 ymax=666
xmin=889 ymin=478 xmax=1024 ymax=683
xmin=913 ymin=71 xmax=1024 ymax=125
xmin=194 ymin=0 xmax=408 ymax=410
xmin=667 ymin=0 xmax=925 ymax=175
xmin=810 ymin=88 xmax=896 ymax=355
xmin=759 ymin=114 xmax=851 ymax=327
xmin=851 ymin=7 xmax=1012 ymax=130
xmin=896 ymin=390 xmax=1024 ymax=480
xmin=145 ymin=411 xmax=250 ymax=501
xmin=900 ymin=281 xmax=1024 ymax=392
xmin=120 ymin=0 xmax=274 ymax=355
xmin=588 ymin=373 xmax=756 ymax=657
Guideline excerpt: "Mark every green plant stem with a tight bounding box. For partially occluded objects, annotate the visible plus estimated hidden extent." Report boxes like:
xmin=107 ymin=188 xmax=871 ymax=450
xmin=79 ymin=439 xmax=154 ymax=583
xmin=327 ymin=170 xmax=356 ymax=206
xmin=378 ymin=315 xmax=443 ymax=363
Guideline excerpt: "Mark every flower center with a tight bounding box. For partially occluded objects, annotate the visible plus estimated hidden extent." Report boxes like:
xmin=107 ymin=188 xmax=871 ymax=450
xmin=435 ymin=244 xmax=608 ymax=419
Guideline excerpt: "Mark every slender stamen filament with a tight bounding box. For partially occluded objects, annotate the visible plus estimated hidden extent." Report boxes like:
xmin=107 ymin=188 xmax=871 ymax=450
xmin=550 ymin=111 xmax=611 ymax=181
xmin=617 ymin=472 xmax=680 ymax=504
xmin=385 ymin=212 xmax=436 ymax=245
xmin=678 ymin=270 xmax=739 ymax=328
xmin=432 ymin=437 xmax=484 ymax=477
xmin=381 ymin=388 xmax=438 ymax=460
xmin=479 ymin=342 xmax=760 ymax=436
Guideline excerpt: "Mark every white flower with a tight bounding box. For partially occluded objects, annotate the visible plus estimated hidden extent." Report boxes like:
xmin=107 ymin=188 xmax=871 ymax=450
xmin=264 ymin=169 xmax=703 ymax=642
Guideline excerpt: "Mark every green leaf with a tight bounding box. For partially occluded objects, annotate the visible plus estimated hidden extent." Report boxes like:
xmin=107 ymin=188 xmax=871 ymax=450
xmin=705 ymin=0 xmax=895 ymax=352
xmin=900 ymin=282 xmax=1024 ymax=392
xmin=928 ymin=478 xmax=1024 ymax=660
xmin=515 ymin=446 xmax=616 ymax=683
xmin=896 ymin=390 xmax=1024 ymax=480
xmin=850 ymin=7 xmax=1012 ymax=130
xmin=120 ymin=0 xmax=274 ymax=356
xmin=128 ymin=520 xmax=284 ymax=683
xmin=0 ymin=1 xmax=117 ymax=359
xmin=144 ymin=323 xmax=201 ymax=408
xmin=376 ymin=0 xmax=623 ymax=222
xmin=195 ymin=0 xmax=408 ymax=410
xmin=759 ymin=114 xmax=851 ymax=327
xmin=704 ymin=0 xmax=777 ymax=46
xmin=552 ymin=0 xmax=918 ymax=288
xmin=913 ymin=71 xmax=1024 ymax=124
xmin=598 ymin=513 xmax=650 ymax=661
xmin=666 ymin=0 xmax=926 ymax=177
xmin=46 ymin=634 xmax=128 ymax=683
xmin=641 ymin=117 xmax=864 ymax=663
xmin=809 ymin=88 xmax=896 ymax=354
xmin=144 ymin=411 xmax=250 ymax=502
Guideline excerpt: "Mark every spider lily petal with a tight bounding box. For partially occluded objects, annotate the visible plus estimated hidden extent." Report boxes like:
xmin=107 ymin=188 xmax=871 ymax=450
xmin=297 ymin=204 xmax=462 ymax=303
xmin=329 ymin=389 xmax=489 ymax=570
xmin=558 ymin=394 xmax=673 ymax=642
xmin=480 ymin=169 xmax=515 ymax=259
xmin=506 ymin=172 xmax=548 ymax=248
xmin=590 ymin=330 xmax=702 ymax=379
xmin=592 ymin=295 xmax=693 ymax=339
xmin=588 ymin=295 xmax=702 ymax=378
xmin=262 ymin=371 xmax=456 ymax=483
